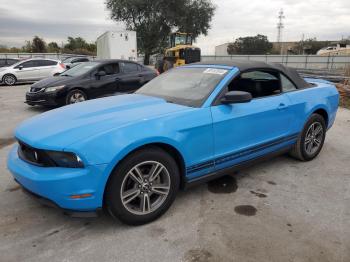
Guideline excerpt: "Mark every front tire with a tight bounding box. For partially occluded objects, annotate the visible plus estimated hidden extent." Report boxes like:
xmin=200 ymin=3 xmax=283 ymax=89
xmin=289 ymin=113 xmax=326 ymax=161
xmin=66 ymin=89 xmax=87 ymax=105
xmin=3 ymin=74 xmax=17 ymax=86
xmin=105 ymin=147 xmax=180 ymax=225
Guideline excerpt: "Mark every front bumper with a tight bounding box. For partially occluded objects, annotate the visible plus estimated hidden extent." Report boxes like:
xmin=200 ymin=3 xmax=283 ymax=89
xmin=25 ymin=91 xmax=62 ymax=106
xmin=7 ymin=145 xmax=108 ymax=213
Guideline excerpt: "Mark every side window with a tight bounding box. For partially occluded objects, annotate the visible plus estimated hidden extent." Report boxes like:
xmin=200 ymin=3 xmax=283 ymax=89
xmin=35 ymin=60 xmax=57 ymax=66
xmin=0 ymin=60 xmax=5 ymax=66
xmin=44 ymin=60 xmax=57 ymax=66
xmin=73 ymin=58 xmax=88 ymax=63
xmin=280 ymin=74 xmax=297 ymax=92
xmin=228 ymin=70 xmax=281 ymax=98
xmin=35 ymin=60 xmax=48 ymax=67
xmin=17 ymin=61 xmax=37 ymax=68
xmin=122 ymin=62 xmax=139 ymax=73
xmin=99 ymin=63 xmax=119 ymax=75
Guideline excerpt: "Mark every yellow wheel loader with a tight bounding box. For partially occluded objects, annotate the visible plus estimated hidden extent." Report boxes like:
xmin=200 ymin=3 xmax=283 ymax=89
xmin=156 ymin=32 xmax=201 ymax=73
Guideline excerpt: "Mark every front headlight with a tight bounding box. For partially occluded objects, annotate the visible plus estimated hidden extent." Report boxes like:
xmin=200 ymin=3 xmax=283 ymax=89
xmin=45 ymin=85 xmax=65 ymax=92
xmin=46 ymin=151 xmax=84 ymax=168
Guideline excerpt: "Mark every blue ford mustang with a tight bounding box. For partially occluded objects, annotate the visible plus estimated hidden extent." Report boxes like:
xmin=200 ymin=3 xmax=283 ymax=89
xmin=7 ymin=61 xmax=339 ymax=225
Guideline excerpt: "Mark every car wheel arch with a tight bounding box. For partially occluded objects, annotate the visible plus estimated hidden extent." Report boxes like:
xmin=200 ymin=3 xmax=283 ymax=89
xmin=2 ymin=73 xmax=17 ymax=83
xmin=312 ymin=108 xmax=329 ymax=127
xmin=68 ymin=87 xmax=89 ymax=98
xmin=102 ymin=142 xmax=187 ymax=207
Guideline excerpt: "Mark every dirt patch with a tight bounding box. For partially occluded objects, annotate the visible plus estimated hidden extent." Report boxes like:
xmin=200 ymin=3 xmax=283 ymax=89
xmin=267 ymin=181 xmax=277 ymax=185
xmin=183 ymin=249 xmax=214 ymax=262
xmin=250 ymin=190 xmax=267 ymax=198
xmin=207 ymin=175 xmax=237 ymax=194
xmin=234 ymin=205 xmax=257 ymax=216
xmin=46 ymin=230 xmax=60 ymax=237
xmin=147 ymin=225 xmax=166 ymax=238
xmin=0 ymin=137 xmax=16 ymax=149
xmin=6 ymin=185 xmax=21 ymax=192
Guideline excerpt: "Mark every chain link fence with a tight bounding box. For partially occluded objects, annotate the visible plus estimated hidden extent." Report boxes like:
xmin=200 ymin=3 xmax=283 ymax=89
xmin=0 ymin=53 xmax=96 ymax=60
xmin=2 ymin=53 xmax=349 ymax=82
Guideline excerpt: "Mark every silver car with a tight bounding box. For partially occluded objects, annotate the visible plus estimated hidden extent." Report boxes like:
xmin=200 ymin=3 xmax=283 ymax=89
xmin=0 ymin=58 xmax=65 ymax=86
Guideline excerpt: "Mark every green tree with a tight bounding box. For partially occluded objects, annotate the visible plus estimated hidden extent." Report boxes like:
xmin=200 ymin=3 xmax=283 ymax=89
xmin=292 ymin=38 xmax=330 ymax=55
xmin=65 ymin=37 xmax=87 ymax=50
xmin=47 ymin=42 xmax=60 ymax=52
xmin=31 ymin=36 xmax=47 ymax=53
xmin=227 ymin=34 xmax=273 ymax=55
xmin=22 ymin=40 xmax=32 ymax=52
xmin=106 ymin=0 xmax=215 ymax=64
xmin=64 ymin=37 xmax=96 ymax=55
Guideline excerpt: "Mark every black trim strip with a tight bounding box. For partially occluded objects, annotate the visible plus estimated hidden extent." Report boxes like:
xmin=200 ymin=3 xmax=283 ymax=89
xmin=185 ymin=145 xmax=292 ymax=187
xmin=186 ymin=133 xmax=298 ymax=174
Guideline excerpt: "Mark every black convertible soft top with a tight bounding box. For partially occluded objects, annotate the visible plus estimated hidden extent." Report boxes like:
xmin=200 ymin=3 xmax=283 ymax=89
xmin=194 ymin=60 xmax=310 ymax=89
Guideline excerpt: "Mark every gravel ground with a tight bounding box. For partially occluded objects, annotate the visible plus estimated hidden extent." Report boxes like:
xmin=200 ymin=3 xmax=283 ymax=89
xmin=0 ymin=84 xmax=349 ymax=262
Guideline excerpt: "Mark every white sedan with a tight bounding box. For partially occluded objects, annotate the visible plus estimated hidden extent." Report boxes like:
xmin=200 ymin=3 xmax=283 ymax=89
xmin=0 ymin=58 xmax=65 ymax=86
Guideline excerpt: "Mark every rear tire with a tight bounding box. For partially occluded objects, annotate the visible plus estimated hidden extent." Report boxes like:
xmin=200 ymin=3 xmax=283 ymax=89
xmin=289 ymin=114 xmax=326 ymax=161
xmin=105 ymin=147 xmax=180 ymax=225
xmin=2 ymin=74 xmax=17 ymax=86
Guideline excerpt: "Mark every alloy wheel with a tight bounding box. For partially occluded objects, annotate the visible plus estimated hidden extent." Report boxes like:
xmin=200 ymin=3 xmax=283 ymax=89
xmin=304 ymin=122 xmax=324 ymax=155
xmin=4 ymin=75 xmax=16 ymax=85
xmin=120 ymin=161 xmax=171 ymax=215
xmin=69 ymin=91 xmax=86 ymax=104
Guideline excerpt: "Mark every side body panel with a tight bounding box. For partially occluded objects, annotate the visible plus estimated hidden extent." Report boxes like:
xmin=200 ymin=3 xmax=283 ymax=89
xmin=209 ymin=93 xmax=296 ymax=178
xmin=286 ymin=80 xmax=339 ymax=133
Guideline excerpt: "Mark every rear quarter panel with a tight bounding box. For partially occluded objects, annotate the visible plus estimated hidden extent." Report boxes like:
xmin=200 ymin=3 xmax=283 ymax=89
xmin=286 ymin=80 xmax=339 ymax=134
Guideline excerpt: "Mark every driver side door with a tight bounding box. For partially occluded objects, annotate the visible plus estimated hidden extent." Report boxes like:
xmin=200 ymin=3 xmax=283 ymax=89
xmin=14 ymin=60 xmax=41 ymax=81
xmin=89 ymin=63 xmax=121 ymax=98
xmin=210 ymin=70 xmax=296 ymax=171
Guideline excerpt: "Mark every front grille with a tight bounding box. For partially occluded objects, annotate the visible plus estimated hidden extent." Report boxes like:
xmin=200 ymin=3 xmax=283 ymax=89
xmin=18 ymin=140 xmax=54 ymax=167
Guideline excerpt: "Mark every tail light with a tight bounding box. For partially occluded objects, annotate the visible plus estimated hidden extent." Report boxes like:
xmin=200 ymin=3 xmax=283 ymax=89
xmin=59 ymin=63 xmax=65 ymax=69
xmin=156 ymin=69 xmax=160 ymax=76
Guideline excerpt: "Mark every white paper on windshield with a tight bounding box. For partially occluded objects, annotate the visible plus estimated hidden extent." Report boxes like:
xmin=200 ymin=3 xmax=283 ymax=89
xmin=203 ymin=68 xmax=227 ymax=75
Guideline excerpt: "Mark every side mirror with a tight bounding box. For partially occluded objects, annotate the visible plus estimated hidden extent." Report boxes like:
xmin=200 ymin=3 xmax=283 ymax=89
xmin=18 ymin=65 xmax=23 ymax=70
xmin=96 ymin=70 xmax=106 ymax=79
xmin=221 ymin=91 xmax=252 ymax=104
xmin=65 ymin=65 xmax=71 ymax=69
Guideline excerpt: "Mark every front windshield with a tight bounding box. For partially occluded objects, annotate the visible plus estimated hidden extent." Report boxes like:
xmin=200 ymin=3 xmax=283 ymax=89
xmin=136 ymin=67 xmax=228 ymax=107
xmin=175 ymin=35 xmax=187 ymax=45
xmin=174 ymin=34 xmax=192 ymax=45
xmin=61 ymin=61 xmax=100 ymax=77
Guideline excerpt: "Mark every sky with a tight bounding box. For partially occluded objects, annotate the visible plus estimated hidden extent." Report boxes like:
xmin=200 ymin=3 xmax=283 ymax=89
xmin=0 ymin=0 xmax=349 ymax=55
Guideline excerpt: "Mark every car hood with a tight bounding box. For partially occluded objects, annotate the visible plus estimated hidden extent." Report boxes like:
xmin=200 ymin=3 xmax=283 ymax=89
xmin=31 ymin=76 xmax=79 ymax=88
xmin=0 ymin=66 xmax=11 ymax=72
xmin=15 ymin=94 xmax=190 ymax=150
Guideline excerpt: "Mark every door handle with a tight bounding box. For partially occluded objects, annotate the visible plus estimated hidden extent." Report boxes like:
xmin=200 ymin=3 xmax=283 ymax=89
xmin=138 ymin=74 xmax=142 ymax=77
xmin=277 ymin=103 xmax=288 ymax=110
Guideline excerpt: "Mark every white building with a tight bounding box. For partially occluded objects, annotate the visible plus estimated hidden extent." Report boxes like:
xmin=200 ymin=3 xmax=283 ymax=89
xmin=215 ymin=43 xmax=230 ymax=56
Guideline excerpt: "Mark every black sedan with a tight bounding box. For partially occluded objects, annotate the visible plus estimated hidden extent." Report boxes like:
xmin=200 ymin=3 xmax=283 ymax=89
xmin=26 ymin=60 xmax=158 ymax=106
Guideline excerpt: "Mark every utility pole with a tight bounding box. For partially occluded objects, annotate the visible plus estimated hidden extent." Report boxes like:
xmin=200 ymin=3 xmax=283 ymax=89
xmin=277 ymin=9 xmax=285 ymax=54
